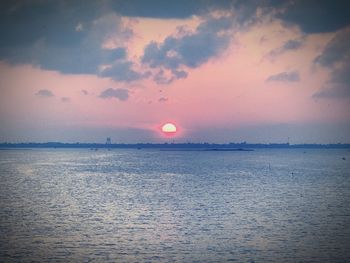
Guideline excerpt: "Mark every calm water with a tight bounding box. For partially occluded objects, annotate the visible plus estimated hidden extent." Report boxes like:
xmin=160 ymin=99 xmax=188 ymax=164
xmin=0 ymin=148 xmax=350 ymax=262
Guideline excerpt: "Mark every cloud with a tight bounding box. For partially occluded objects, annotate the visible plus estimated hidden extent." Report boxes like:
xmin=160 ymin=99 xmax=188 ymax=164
xmin=99 ymin=61 xmax=145 ymax=82
xmin=0 ymin=0 xmax=259 ymax=83
xmin=142 ymin=14 xmax=234 ymax=82
xmin=99 ymin=88 xmax=129 ymax=101
xmin=313 ymin=61 xmax=350 ymax=99
xmin=81 ymin=90 xmax=88 ymax=95
xmin=267 ymin=39 xmax=303 ymax=59
xmin=282 ymin=39 xmax=303 ymax=50
xmin=107 ymin=47 xmax=127 ymax=61
xmin=153 ymin=70 xmax=174 ymax=85
xmin=331 ymin=61 xmax=350 ymax=85
xmin=35 ymin=89 xmax=54 ymax=97
xmin=2 ymin=0 xmax=348 ymax=86
xmin=314 ymin=29 xmax=350 ymax=67
xmin=172 ymin=69 xmax=188 ymax=79
xmin=152 ymin=69 xmax=187 ymax=84
xmin=0 ymin=5 xmax=137 ymax=79
xmin=276 ymin=0 xmax=350 ymax=33
xmin=0 ymin=1 xmax=264 ymax=85
xmin=75 ymin=23 xmax=84 ymax=32
xmin=312 ymin=83 xmax=350 ymax=99
xmin=313 ymin=28 xmax=350 ymax=98
xmin=266 ymin=71 xmax=300 ymax=82
xmin=158 ymin=97 xmax=168 ymax=102
xmin=61 ymin=97 xmax=70 ymax=102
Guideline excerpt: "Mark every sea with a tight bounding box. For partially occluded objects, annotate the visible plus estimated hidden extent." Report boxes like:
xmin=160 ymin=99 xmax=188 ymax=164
xmin=0 ymin=148 xmax=349 ymax=262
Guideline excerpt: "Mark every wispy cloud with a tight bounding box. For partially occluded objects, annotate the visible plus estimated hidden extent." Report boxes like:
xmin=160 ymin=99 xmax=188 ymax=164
xmin=35 ymin=89 xmax=54 ymax=97
xmin=266 ymin=71 xmax=300 ymax=82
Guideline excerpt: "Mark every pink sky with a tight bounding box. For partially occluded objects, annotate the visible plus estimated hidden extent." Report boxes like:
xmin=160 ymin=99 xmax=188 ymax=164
xmin=0 ymin=3 xmax=349 ymax=143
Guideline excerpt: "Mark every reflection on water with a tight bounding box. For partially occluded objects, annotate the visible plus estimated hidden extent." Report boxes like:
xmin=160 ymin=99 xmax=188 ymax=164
xmin=0 ymin=148 xmax=350 ymax=262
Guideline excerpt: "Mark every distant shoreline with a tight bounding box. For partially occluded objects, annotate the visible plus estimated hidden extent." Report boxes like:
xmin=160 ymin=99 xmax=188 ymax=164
xmin=160 ymin=148 xmax=254 ymax=151
xmin=0 ymin=142 xmax=349 ymax=149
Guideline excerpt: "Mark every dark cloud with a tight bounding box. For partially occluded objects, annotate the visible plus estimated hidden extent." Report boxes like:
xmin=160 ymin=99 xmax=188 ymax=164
xmin=314 ymin=29 xmax=350 ymax=67
xmin=313 ymin=28 xmax=350 ymax=98
xmin=266 ymin=71 xmax=300 ymax=82
xmin=35 ymin=89 xmax=54 ymax=97
xmin=142 ymin=15 xmax=234 ymax=82
xmin=99 ymin=88 xmax=129 ymax=101
xmin=109 ymin=0 xmax=236 ymax=19
xmin=0 ymin=1 xmax=242 ymax=83
xmin=22 ymin=46 xmax=128 ymax=75
xmin=1 ymin=0 xmax=349 ymax=85
xmin=61 ymin=97 xmax=70 ymax=102
xmin=0 ymin=1 xmax=93 ymax=47
xmin=0 ymin=0 xmax=260 ymax=22
xmin=0 ymin=2 xmax=137 ymax=79
xmin=81 ymin=89 xmax=88 ymax=95
xmin=276 ymin=0 xmax=350 ymax=33
xmin=0 ymin=1 xmax=309 ymax=82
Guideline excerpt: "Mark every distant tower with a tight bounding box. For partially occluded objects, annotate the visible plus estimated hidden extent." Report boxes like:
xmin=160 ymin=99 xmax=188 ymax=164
xmin=106 ymin=137 xmax=112 ymax=145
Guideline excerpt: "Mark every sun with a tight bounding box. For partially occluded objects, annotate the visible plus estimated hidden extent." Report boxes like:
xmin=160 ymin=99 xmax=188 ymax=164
xmin=161 ymin=123 xmax=177 ymax=136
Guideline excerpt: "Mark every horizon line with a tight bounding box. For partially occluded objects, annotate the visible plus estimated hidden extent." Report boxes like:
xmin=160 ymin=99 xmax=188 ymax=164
xmin=1 ymin=141 xmax=350 ymax=149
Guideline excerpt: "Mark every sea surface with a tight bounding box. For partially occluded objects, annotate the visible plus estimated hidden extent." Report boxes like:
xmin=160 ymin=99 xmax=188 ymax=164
xmin=0 ymin=148 xmax=350 ymax=262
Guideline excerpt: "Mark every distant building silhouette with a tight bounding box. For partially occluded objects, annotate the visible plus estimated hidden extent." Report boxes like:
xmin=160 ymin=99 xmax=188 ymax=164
xmin=106 ymin=137 xmax=111 ymax=145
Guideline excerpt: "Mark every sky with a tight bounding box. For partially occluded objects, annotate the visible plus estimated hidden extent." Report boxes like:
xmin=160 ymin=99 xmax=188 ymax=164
xmin=0 ymin=0 xmax=350 ymax=143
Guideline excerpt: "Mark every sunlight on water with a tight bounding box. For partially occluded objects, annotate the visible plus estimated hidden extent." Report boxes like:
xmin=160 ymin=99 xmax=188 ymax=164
xmin=0 ymin=149 xmax=350 ymax=262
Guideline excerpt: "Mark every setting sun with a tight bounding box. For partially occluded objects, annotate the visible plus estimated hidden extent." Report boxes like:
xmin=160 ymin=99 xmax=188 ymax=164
xmin=161 ymin=123 xmax=177 ymax=135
